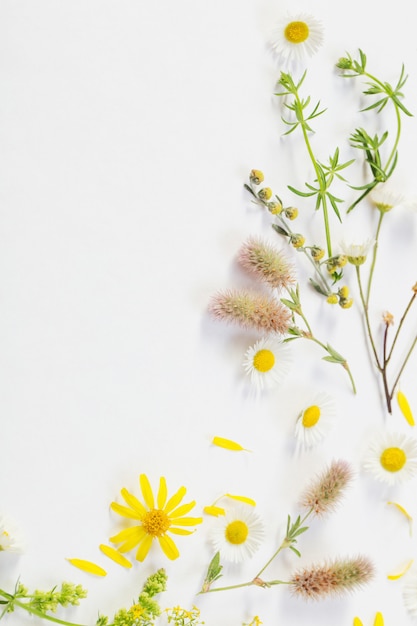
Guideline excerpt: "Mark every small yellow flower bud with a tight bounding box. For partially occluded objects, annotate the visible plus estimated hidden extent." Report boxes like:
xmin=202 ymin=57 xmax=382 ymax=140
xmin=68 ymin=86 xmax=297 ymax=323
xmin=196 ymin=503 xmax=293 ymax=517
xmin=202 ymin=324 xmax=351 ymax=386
xmin=338 ymin=285 xmax=349 ymax=298
xmin=336 ymin=255 xmax=348 ymax=268
xmin=374 ymin=201 xmax=394 ymax=213
xmin=290 ymin=234 xmax=305 ymax=249
xmin=249 ymin=169 xmax=264 ymax=185
xmin=412 ymin=283 xmax=417 ymax=294
xmin=284 ymin=206 xmax=298 ymax=220
xmin=267 ymin=201 xmax=282 ymax=215
xmin=336 ymin=57 xmax=353 ymax=70
xmin=310 ymin=246 xmax=325 ymax=262
xmin=326 ymin=294 xmax=339 ymax=305
xmin=258 ymin=187 xmax=272 ymax=201
xmin=339 ymin=297 xmax=353 ymax=309
xmin=383 ymin=311 xmax=394 ymax=325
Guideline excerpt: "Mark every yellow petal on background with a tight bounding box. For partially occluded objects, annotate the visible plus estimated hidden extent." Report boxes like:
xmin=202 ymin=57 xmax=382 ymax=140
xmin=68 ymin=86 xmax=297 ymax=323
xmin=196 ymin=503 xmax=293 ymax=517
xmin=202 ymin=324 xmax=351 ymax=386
xmin=110 ymin=502 xmax=142 ymax=520
xmin=212 ymin=436 xmax=250 ymax=451
xmin=164 ymin=486 xmax=186 ymax=514
xmin=169 ymin=501 xmax=197 ymax=519
xmin=169 ymin=527 xmax=195 ymax=535
xmin=397 ymin=390 xmax=415 ymax=426
xmin=387 ymin=559 xmax=413 ymax=580
xmin=121 ymin=488 xmax=146 ymax=516
xmin=387 ymin=501 xmax=413 ymax=535
xmin=139 ymin=474 xmax=155 ymax=509
xmin=157 ymin=476 xmax=168 ymax=509
xmin=99 ymin=544 xmax=132 ymax=568
xmin=158 ymin=534 xmax=180 ymax=560
xmin=353 ymin=618 xmax=363 ymax=626
xmin=225 ymin=493 xmax=256 ymax=506
xmin=67 ymin=558 xmax=107 ymax=576
xmin=203 ymin=505 xmax=226 ymax=516
xmin=135 ymin=534 xmax=153 ymax=562
xmin=374 ymin=612 xmax=384 ymax=626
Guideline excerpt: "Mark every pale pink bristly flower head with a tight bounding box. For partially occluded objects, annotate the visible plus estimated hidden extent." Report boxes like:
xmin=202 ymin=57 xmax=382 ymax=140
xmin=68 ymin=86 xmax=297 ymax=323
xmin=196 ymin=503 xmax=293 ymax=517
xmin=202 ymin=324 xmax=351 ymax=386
xmin=300 ymin=460 xmax=353 ymax=517
xmin=290 ymin=556 xmax=374 ymax=600
xmin=237 ymin=237 xmax=296 ymax=291
xmin=209 ymin=289 xmax=291 ymax=334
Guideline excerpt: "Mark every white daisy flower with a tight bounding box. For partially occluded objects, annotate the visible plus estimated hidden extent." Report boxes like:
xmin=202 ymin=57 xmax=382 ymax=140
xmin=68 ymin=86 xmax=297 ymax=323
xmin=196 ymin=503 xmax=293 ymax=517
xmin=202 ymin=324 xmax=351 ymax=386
xmin=242 ymin=336 xmax=292 ymax=391
xmin=370 ymin=183 xmax=405 ymax=213
xmin=403 ymin=569 xmax=417 ymax=619
xmin=294 ymin=392 xmax=336 ymax=447
xmin=340 ymin=239 xmax=375 ymax=266
xmin=209 ymin=505 xmax=264 ymax=563
xmin=0 ymin=514 xmax=24 ymax=553
xmin=270 ymin=13 xmax=324 ymax=65
xmin=363 ymin=432 xmax=417 ymax=486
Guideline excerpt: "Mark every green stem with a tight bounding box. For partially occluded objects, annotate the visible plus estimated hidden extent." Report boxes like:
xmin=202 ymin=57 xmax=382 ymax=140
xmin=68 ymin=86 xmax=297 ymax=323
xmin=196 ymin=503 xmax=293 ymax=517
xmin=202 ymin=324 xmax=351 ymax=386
xmin=365 ymin=211 xmax=384 ymax=306
xmin=355 ymin=266 xmax=382 ymax=370
xmin=0 ymin=590 xmax=87 ymax=626
xmin=386 ymin=291 xmax=417 ymax=363
xmin=390 ymin=333 xmax=417 ymax=398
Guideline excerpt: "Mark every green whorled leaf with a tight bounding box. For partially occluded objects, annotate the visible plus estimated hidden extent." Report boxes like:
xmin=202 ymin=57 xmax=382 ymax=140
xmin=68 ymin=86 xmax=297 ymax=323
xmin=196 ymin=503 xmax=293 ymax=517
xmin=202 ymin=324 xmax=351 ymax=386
xmin=287 ymin=184 xmax=316 ymax=198
xmin=322 ymin=356 xmax=343 ymax=364
xmin=289 ymin=545 xmax=302 ymax=557
xmin=280 ymin=298 xmax=299 ymax=311
xmin=327 ymin=193 xmax=342 ymax=222
xmin=272 ymin=224 xmax=289 ymax=237
xmin=286 ymin=326 xmax=303 ymax=337
xmin=206 ymin=552 xmax=223 ymax=583
xmin=243 ymin=183 xmax=256 ymax=197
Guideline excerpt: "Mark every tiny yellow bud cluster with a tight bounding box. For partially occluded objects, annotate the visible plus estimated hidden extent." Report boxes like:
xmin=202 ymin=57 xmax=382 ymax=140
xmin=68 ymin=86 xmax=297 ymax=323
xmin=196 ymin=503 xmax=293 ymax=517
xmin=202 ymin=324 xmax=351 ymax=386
xmin=310 ymin=246 xmax=325 ymax=261
xmin=258 ymin=187 xmax=272 ymax=201
xmin=326 ymin=255 xmax=347 ymax=274
xmin=290 ymin=233 xmax=305 ymax=249
xmin=326 ymin=286 xmax=353 ymax=308
xmin=284 ymin=206 xmax=298 ymax=220
xmin=249 ymin=169 xmax=264 ymax=185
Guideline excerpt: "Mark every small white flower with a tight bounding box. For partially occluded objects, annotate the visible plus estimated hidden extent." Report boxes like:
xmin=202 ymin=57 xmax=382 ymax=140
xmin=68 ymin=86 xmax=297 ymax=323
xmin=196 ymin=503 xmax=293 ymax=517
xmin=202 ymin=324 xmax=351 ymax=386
xmin=269 ymin=13 xmax=324 ymax=65
xmin=403 ymin=569 xmax=417 ymax=619
xmin=242 ymin=336 xmax=292 ymax=391
xmin=364 ymin=432 xmax=417 ymax=486
xmin=340 ymin=239 xmax=375 ymax=265
xmin=209 ymin=505 xmax=264 ymax=563
xmin=294 ymin=392 xmax=336 ymax=448
xmin=0 ymin=514 xmax=24 ymax=553
xmin=370 ymin=183 xmax=405 ymax=212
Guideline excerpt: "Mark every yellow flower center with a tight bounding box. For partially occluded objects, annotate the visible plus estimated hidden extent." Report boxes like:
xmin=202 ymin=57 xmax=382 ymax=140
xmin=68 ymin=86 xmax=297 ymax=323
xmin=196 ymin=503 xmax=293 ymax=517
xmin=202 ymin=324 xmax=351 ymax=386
xmin=142 ymin=509 xmax=170 ymax=536
xmin=302 ymin=405 xmax=321 ymax=428
xmin=380 ymin=447 xmax=407 ymax=472
xmin=129 ymin=604 xmax=145 ymax=619
xmin=253 ymin=349 xmax=275 ymax=372
xmin=284 ymin=21 xmax=309 ymax=44
xmin=225 ymin=520 xmax=249 ymax=545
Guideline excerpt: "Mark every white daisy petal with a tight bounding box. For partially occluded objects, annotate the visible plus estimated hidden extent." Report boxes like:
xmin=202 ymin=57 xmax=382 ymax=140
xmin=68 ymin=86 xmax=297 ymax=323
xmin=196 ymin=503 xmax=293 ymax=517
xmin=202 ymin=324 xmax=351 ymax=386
xmin=403 ymin=569 xmax=417 ymax=618
xmin=294 ymin=392 xmax=336 ymax=448
xmin=0 ymin=514 xmax=24 ymax=553
xmin=269 ymin=13 xmax=324 ymax=66
xmin=364 ymin=432 xmax=417 ymax=486
xmin=209 ymin=506 xmax=264 ymax=564
xmin=242 ymin=337 xmax=292 ymax=391
xmin=340 ymin=239 xmax=375 ymax=265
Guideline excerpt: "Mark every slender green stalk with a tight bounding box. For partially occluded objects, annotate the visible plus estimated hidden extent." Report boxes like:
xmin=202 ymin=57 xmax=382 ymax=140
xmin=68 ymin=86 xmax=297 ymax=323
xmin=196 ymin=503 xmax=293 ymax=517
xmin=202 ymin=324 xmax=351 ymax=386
xmin=355 ymin=266 xmax=381 ymax=370
xmin=386 ymin=290 xmax=417 ymax=362
xmin=365 ymin=211 xmax=384 ymax=306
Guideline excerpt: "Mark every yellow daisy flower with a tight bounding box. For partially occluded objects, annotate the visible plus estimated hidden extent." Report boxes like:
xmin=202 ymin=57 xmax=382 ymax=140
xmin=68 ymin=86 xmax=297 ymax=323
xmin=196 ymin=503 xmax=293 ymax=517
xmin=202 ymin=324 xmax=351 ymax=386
xmin=109 ymin=474 xmax=203 ymax=561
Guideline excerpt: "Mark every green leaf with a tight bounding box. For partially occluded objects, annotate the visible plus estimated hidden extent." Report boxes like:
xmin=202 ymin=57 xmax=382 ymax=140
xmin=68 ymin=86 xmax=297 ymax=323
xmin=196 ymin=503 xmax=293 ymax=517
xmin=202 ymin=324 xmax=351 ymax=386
xmin=289 ymin=546 xmax=301 ymax=557
xmin=272 ymin=224 xmax=289 ymax=237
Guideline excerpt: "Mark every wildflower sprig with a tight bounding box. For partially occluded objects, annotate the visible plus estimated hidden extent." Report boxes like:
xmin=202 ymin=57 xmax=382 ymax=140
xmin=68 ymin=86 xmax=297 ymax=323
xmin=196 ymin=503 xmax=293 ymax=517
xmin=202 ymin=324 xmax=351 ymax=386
xmin=199 ymin=461 xmax=362 ymax=596
xmin=275 ymin=71 xmax=354 ymax=260
xmin=0 ymin=570 xmax=172 ymax=626
xmin=336 ymin=49 xmax=412 ymax=212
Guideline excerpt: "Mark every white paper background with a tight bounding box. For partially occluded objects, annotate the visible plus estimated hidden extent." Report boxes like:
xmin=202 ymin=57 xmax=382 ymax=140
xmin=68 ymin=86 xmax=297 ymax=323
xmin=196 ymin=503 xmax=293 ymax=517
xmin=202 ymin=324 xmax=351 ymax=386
xmin=1 ymin=1 xmax=417 ymax=625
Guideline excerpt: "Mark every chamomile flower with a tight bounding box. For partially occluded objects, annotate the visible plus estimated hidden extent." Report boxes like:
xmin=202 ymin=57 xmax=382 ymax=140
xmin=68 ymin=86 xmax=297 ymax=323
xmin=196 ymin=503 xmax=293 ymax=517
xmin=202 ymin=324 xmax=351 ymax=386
xmin=209 ymin=505 xmax=264 ymax=563
xmin=364 ymin=432 xmax=417 ymax=486
xmin=294 ymin=392 xmax=336 ymax=447
xmin=340 ymin=239 xmax=375 ymax=266
xmin=0 ymin=514 xmax=24 ymax=553
xmin=270 ymin=13 xmax=324 ymax=65
xmin=370 ymin=184 xmax=405 ymax=213
xmin=403 ymin=569 xmax=417 ymax=619
xmin=242 ymin=336 xmax=292 ymax=391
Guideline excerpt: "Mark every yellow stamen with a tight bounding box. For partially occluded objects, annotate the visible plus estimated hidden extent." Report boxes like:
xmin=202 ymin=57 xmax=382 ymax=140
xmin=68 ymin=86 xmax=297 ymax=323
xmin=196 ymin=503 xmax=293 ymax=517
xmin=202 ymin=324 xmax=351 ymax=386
xmin=142 ymin=509 xmax=170 ymax=536
xmin=380 ymin=447 xmax=406 ymax=472
xmin=212 ymin=436 xmax=249 ymax=451
xmin=397 ymin=390 xmax=415 ymax=426
xmin=67 ymin=558 xmax=107 ymax=576
xmin=302 ymin=405 xmax=321 ymax=428
xmin=225 ymin=520 xmax=248 ymax=545
xmin=387 ymin=559 xmax=413 ymax=580
xmin=284 ymin=21 xmax=309 ymax=44
xmin=253 ymin=349 xmax=275 ymax=373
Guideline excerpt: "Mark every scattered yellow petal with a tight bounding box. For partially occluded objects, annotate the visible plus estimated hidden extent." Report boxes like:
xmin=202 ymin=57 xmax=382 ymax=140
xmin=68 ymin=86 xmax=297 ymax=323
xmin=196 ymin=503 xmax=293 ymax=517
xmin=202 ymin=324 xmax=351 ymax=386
xmin=373 ymin=612 xmax=384 ymax=626
xmin=397 ymin=390 xmax=415 ymax=426
xmin=387 ymin=501 xmax=413 ymax=535
xmin=99 ymin=544 xmax=132 ymax=568
xmin=203 ymin=505 xmax=226 ymax=516
xmin=387 ymin=559 xmax=413 ymax=580
xmin=225 ymin=494 xmax=256 ymax=506
xmin=211 ymin=436 xmax=250 ymax=451
xmin=353 ymin=618 xmax=363 ymax=626
xmin=67 ymin=558 xmax=107 ymax=576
